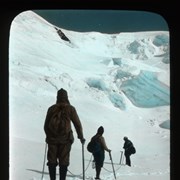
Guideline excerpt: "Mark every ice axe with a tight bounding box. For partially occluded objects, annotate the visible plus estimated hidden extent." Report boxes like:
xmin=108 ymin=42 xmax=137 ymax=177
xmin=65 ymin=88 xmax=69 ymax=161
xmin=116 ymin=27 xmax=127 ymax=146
xmin=119 ymin=150 xmax=124 ymax=165
xmin=41 ymin=143 xmax=47 ymax=180
xmin=109 ymin=151 xmax=116 ymax=179
xmin=82 ymin=139 xmax=86 ymax=180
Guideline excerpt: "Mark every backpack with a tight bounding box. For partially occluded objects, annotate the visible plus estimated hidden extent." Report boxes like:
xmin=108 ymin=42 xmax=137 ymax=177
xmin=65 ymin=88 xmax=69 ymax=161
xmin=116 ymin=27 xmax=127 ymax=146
xmin=48 ymin=105 xmax=68 ymax=137
xmin=87 ymin=138 xmax=101 ymax=153
xmin=130 ymin=145 xmax=136 ymax=154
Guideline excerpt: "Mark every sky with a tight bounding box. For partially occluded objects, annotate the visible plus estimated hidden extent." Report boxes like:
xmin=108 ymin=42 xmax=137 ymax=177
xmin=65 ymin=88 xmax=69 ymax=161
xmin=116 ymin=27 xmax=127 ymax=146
xmin=33 ymin=10 xmax=169 ymax=33
xmin=9 ymin=10 xmax=170 ymax=180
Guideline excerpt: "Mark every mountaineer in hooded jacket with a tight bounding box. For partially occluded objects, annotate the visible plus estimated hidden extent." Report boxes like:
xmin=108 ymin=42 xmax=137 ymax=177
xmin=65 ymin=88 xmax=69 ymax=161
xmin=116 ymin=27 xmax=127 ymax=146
xmin=44 ymin=88 xmax=85 ymax=180
xmin=91 ymin=126 xmax=111 ymax=180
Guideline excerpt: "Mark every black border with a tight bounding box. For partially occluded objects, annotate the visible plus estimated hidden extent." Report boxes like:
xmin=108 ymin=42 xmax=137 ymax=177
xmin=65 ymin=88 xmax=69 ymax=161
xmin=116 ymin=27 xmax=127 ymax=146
xmin=1 ymin=1 xmax=178 ymax=180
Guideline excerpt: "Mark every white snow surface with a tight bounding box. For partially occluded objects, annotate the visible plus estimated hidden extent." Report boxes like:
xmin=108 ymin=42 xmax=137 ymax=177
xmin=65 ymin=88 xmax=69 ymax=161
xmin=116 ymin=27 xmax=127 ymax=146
xmin=9 ymin=10 xmax=170 ymax=180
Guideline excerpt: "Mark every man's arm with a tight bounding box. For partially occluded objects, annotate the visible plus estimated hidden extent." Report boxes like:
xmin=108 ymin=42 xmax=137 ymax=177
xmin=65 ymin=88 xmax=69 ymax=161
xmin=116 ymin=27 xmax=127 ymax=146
xmin=100 ymin=136 xmax=111 ymax=152
xmin=70 ymin=106 xmax=85 ymax=143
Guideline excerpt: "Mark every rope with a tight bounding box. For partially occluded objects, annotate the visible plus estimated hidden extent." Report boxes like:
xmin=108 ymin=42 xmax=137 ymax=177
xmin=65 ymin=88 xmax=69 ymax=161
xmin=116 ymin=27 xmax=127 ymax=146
xmin=103 ymin=163 xmax=122 ymax=173
xmin=68 ymin=155 xmax=93 ymax=177
xmin=102 ymin=151 xmax=124 ymax=174
xmin=68 ymin=152 xmax=124 ymax=177
xmin=42 ymin=144 xmax=124 ymax=178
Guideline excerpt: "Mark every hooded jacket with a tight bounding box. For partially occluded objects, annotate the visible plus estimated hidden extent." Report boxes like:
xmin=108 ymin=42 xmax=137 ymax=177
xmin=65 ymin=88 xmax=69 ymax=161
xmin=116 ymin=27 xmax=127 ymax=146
xmin=44 ymin=88 xmax=84 ymax=144
xmin=91 ymin=126 xmax=110 ymax=152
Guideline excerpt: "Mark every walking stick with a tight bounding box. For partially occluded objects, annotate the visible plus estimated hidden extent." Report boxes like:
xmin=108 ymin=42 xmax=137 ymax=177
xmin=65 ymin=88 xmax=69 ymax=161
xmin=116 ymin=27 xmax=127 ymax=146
xmin=41 ymin=143 xmax=48 ymax=180
xmin=82 ymin=143 xmax=85 ymax=180
xmin=119 ymin=151 xmax=123 ymax=165
xmin=109 ymin=151 xmax=116 ymax=179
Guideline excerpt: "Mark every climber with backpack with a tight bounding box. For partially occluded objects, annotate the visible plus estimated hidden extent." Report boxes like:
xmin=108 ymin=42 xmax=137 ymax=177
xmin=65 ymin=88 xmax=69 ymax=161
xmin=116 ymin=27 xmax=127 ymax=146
xmin=87 ymin=126 xmax=111 ymax=180
xmin=44 ymin=88 xmax=85 ymax=180
xmin=123 ymin=136 xmax=136 ymax=167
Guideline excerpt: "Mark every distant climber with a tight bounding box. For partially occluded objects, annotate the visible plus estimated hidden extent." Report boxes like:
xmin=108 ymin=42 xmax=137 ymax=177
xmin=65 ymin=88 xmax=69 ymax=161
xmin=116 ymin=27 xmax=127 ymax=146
xmin=54 ymin=27 xmax=71 ymax=42
xmin=123 ymin=136 xmax=136 ymax=166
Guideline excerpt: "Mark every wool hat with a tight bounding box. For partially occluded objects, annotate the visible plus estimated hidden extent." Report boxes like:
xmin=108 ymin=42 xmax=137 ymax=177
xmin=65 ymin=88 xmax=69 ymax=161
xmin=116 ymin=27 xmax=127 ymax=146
xmin=123 ymin=136 xmax=128 ymax=140
xmin=57 ymin=88 xmax=68 ymax=99
xmin=97 ymin=126 xmax=104 ymax=135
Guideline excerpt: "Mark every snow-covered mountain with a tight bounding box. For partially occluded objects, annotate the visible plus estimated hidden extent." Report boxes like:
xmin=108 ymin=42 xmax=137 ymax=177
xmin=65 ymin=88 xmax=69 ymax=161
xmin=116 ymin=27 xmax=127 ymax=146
xmin=9 ymin=10 xmax=170 ymax=180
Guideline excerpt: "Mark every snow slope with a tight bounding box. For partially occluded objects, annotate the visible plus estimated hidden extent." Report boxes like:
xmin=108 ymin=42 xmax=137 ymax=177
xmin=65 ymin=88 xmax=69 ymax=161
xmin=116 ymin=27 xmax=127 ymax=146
xmin=9 ymin=10 xmax=170 ymax=180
